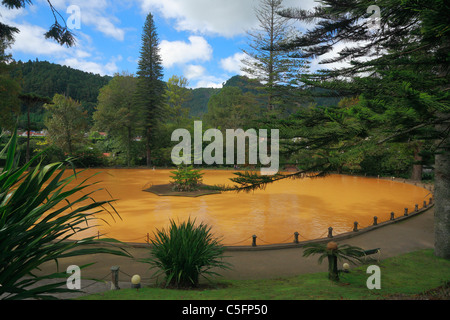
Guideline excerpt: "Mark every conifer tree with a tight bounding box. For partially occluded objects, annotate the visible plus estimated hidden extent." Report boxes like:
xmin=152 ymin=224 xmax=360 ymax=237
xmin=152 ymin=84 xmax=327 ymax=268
xmin=136 ymin=13 xmax=165 ymax=167
xmin=241 ymin=0 xmax=308 ymax=112
xmin=226 ymin=0 xmax=450 ymax=258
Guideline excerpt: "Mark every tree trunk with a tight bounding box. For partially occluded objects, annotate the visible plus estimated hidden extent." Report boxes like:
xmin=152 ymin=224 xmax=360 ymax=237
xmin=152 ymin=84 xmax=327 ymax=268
xmin=146 ymin=127 xmax=152 ymax=167
xmin=127 ymin=126 xmax=132 ymax=167
xmin=327 ymin=254 xmax=339 ymax=281
xmin=411 ymin=142 xmax=423 ymax=181
xmin=434 ymin=117 xmax=450 ymax=259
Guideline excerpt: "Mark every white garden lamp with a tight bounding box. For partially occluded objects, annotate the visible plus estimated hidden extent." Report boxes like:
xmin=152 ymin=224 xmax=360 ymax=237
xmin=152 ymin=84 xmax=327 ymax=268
xmin=131 ymin=275 xmax=141 ymax=289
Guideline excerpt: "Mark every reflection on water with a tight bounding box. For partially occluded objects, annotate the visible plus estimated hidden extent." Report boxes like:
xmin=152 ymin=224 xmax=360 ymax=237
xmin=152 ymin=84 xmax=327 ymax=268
xmin=63 ymin=169 xmax=431 ymax=245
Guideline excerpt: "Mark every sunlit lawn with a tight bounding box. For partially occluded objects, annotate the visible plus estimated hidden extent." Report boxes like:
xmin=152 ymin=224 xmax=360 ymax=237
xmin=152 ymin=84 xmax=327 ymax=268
xmin=80 ymin=249 xmax=449 ymax=300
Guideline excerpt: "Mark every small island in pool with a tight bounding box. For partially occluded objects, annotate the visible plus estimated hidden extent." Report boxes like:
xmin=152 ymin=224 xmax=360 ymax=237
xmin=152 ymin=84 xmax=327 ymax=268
xmin=143 ymin=183 xmax=221 ymax=197
xmin=143 ymin=166 xmax=222 ymax=197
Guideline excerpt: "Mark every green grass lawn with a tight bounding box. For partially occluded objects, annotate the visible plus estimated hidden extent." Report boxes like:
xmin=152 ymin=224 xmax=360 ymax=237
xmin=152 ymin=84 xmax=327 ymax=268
xmin=79 ymin=249 xmax=449 ymax=300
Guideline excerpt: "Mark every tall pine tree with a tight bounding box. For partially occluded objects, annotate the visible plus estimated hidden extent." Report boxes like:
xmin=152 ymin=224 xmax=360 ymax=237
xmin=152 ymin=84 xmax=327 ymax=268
xmin=241 ymin=0 xmax=308 ymax=112
xmin=136 ymin=13 xmax=165 ymax=167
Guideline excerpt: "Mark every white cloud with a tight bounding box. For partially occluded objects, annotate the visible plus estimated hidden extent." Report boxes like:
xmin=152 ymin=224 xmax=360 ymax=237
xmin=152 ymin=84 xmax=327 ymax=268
xmin=60 ymin=58 xmax=106 ymax=75
xmin=138 ymin=0 xmax=318 ymax=37
xmin=39 ymin=0 xmax=126 ymax=41
xmin=2 ymin=2 xmax=124 ymax=76
xmin=8 ymin=23 xmax=70 ymax=56
xmin=60 ymin=55 xmax=121 ymax=76
xmin=138 ymin=0 xmax=257 ymax=37
xmin=5 ymin=20 xmax=119 ymax=76
xmin=193 ymin=76 xmax=224 ymax=89
xmin=179 ymin=64 xmax=224 ymax=89
xmin=184 ymin=64 xmax=206 ymax=80
xmin=160 ymin=36 xmax=213 ymax=68
xmin=220 ymin=52 xmax=247 ymax=75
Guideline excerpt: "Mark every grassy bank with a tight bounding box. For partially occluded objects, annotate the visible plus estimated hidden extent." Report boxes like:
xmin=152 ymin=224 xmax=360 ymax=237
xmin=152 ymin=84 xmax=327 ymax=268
xmin=80 ymin=249 xmax=449 ymax=300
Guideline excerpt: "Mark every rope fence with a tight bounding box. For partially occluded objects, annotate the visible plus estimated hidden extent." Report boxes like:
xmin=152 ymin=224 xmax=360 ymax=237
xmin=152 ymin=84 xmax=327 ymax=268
xmin=93 ymin=197 xmax=434 ymax=248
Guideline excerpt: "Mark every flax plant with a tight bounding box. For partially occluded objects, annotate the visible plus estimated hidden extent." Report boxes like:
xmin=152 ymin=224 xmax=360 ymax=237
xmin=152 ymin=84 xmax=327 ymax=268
xmin=144 ymin=218 xmax=231 ymax=288
xmin=0 ymin=130 xmax=130 ymax=300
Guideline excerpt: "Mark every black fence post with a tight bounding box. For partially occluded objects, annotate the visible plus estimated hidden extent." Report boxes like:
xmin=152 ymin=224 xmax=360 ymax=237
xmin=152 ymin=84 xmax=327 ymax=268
xmin=328 ymin=227 xmax=333 ymax=238
xmin=294 ymin=232 xmax=299 ymax=244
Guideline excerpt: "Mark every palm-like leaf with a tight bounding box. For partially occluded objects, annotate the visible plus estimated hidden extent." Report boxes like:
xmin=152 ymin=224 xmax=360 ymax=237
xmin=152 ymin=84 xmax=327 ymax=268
xmin=303 ymin=242 xmax=365 ymax=281
xmin=303 ymin=242 xmax=365 ymax=264
xmin=0 ymin=130 xmax=130 ymax=300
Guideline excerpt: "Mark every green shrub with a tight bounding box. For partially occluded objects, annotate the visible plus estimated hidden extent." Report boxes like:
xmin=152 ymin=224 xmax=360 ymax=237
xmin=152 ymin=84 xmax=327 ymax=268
xmin=143 ymin=219 xmax=231 ymax=288
xmin=170 ymin=166 xmax=204 ymax=192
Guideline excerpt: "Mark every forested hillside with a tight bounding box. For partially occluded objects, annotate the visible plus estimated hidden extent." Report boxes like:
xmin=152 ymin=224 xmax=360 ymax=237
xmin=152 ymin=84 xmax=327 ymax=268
xmin=11 ymin=60 xmax=112 ymax=124
xmin=183 ymin=87 xmax=220 ymax=117
xmin=10 ymin=60 xmax=220 ymax=127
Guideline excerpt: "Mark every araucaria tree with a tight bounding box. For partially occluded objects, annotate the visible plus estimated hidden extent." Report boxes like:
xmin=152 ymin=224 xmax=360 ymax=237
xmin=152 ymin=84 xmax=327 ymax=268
xmin=136 ymin=13 xmax=165 ymax=167
xmin=241 ymin=0 xmax=308 ymax=112
xmin=221 ymin=0 xmax=449 ymax=260
xmin=248 ymin=0 xmax=449 ymax=258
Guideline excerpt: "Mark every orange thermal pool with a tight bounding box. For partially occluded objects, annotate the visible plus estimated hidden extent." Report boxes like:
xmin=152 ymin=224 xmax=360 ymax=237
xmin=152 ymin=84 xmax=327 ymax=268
xmin=64 ymin=169 xmax=431 ymax=245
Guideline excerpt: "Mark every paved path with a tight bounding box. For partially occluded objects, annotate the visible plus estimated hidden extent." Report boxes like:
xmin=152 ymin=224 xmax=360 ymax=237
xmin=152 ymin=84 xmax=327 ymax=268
xmin=28 ymin=207 xmax=435 ymax=299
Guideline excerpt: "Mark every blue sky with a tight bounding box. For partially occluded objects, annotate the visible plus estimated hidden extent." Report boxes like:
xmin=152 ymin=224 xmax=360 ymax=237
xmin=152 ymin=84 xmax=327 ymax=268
xmin=1 ymin=0 xmax=323 ymax=88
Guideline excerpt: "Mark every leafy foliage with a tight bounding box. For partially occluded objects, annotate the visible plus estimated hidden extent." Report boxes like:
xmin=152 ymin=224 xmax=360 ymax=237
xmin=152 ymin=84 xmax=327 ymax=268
xmin=0 ymin=130 xmax=130 ymax=300
xmin=143 ymin=218 xmax=231 ymax=288
xmin=44 ymin=94 xmax=88 ymax=155
xmin=93 ymin=72 xmax=143 ymax=166
xmin=163 ymin=75 xmax=192 ymax=126
xmin=204 ymin=86 xmax=262 ymax=130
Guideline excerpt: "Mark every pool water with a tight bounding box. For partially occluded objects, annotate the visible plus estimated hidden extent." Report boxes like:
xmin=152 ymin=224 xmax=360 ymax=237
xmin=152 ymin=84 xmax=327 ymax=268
xmin=62 ymin=169 xmax=431 ymax=245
